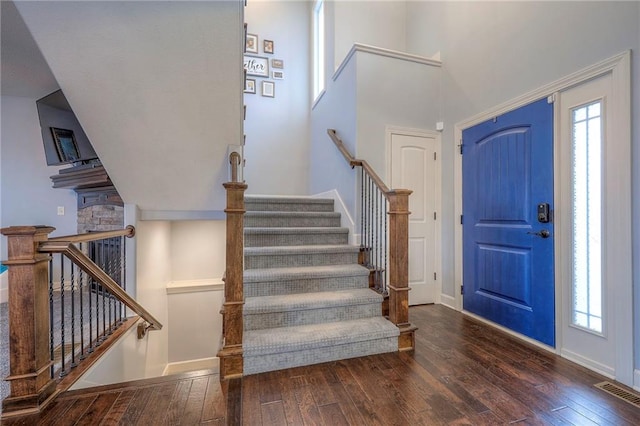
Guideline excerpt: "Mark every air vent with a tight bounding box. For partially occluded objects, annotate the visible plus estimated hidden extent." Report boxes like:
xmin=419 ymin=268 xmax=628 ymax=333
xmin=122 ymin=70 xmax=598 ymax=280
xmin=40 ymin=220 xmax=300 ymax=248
xmin=594 ymin=381 xmax=640 ymax=408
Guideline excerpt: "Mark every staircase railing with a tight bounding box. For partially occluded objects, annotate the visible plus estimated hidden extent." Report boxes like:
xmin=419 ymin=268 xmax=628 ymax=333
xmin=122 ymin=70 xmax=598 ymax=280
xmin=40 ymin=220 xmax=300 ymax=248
xmin=0 ymin=225 xmax=161 ymax=418
xmin=327 ymin=129 xmax=417 ymax=351
xmin=217 ymin=152 xmax=247 ymax=380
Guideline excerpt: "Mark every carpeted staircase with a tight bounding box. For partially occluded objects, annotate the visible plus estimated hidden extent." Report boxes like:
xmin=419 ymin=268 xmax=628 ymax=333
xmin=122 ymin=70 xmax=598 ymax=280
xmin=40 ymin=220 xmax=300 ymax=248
xmin=242 ymin=196 xmax=399 ymax=375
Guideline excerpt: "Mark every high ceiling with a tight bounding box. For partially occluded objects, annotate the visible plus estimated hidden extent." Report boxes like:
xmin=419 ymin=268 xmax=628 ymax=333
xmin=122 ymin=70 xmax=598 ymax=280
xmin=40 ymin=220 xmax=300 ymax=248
xmin=1 ymin=1 xmax=59 ymax=98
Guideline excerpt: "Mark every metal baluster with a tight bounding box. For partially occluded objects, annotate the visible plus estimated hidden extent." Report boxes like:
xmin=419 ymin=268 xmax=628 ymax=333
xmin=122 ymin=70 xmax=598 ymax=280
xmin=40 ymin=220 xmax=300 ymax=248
xmin=79 ymin=242 xmax=86 ymax=360
xmin=49 ymin=258 xmax=54 ymax=379
xmin=59 ymin=256 xmax=66 ymax=377
xmin=384 ymin=198 xmax=388 ymax=294
xmin=379 ymin=188 xmax=383 ymax=293
xmin=102 ymin=239 xmax=107 ymax=341
xmin=360 ymin=168 xmax=365 ymax=248
xmin=122 ymin=234 xmax=127 ymax=320
xmin=374 ymin=186 xmax=379 ymax=292
xmin=70 ymin=260 xmax=76 ymax=368
xmin=95 ymin=240 xmax=101 ymax=346
xmin=108 ymin=238 xmax=113 ymax=334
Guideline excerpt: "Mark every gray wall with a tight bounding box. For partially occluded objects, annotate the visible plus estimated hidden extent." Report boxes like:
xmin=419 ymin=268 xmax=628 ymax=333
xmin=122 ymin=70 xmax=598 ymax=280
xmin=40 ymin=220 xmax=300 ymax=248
xmin=243 ymin=1 xmax=311 ymax=195
xmin=404 ymin=0 xmax=640 ymax=367
xmin=16 ymin=1 xmax=244 ymax=214
xmin=1 ymin=96 xmax=78 ymax=302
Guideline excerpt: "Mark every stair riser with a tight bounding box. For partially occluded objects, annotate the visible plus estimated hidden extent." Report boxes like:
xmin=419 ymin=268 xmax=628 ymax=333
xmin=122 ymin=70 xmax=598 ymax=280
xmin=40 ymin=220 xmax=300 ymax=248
xmin=245 ymin=276 xmax=367 ymax=297
xmin=245 ymin=232 xmax=348 ymax=247
xmin=245 ymin=201 xmax=334 ymax=212
xmin=243 ymin=337 xmax=398 ymax=375
xmin=245 ymin=252 xmax=358 ymax=269
xmin=244 ymin=303 xmax=381 ymax=331
xmin=245 ymin=216 xmax=341 ymax=228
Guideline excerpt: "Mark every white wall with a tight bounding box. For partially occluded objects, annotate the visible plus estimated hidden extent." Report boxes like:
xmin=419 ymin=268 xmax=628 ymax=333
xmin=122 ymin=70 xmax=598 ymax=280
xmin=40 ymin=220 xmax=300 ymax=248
xmin=404 ymin=1 xmax=640 ymax=367
xmin=333 ymin=0 xmax=407 ymax=71
xmin=16 ymin=1 xmax=244 ymax=213
xmin=0 ymin=96 xmax=78 ymax=303
xmin=405 ymin=1 xmax=640 ymax=301
xmin=243 ymin=0 xmax=311 ymax=195
xmin=170 ymin=221 xmax=226 ymax=281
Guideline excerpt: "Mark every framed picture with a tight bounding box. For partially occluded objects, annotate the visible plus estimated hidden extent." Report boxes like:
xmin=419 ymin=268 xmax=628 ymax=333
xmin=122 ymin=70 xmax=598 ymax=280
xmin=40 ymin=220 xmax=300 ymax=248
xmin=244 ymin=55 xmax=269 ymax=77
xmin=245 ymin=33 xmax=258 ymax=54
xmin=244 ymin=78 xmax=256 ymax=94
xmin=272 ymin=70 xmax=284 ymax=80
xmin=271 ymin=58 xmax=284 ymax=69
xmin=51 ymin=127 xmax=80 ymax=163
xmin=263 ymin=39 xmax=274 ymax=54
xmin=262 ymin=81 xmax=275 ymax=98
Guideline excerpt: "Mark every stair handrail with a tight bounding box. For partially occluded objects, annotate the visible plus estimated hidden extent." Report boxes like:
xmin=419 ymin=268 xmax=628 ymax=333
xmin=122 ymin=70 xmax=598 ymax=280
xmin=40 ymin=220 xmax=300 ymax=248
xmin=328 ymin=129 xmax=390 ymax=194
xmin=327 ymin=128 xmax=417 ymax=353
xmin=39 ymin=240 xmax=162 ymax=333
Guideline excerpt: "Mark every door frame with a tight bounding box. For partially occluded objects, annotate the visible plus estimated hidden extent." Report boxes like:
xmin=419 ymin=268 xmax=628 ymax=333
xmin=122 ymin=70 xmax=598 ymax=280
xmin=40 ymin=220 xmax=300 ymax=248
xmin=386 ymin=126 xmax=442 ymax=304
xmin=453 ymin=51 xmax=632 ymax=385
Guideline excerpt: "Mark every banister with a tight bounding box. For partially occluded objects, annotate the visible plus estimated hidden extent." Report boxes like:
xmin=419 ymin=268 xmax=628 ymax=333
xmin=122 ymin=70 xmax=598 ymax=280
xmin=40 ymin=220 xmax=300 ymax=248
xmin=48 ymin=225 xmax=135 ymax=243
xmin=327 ymin=129 xmax=391 ymax=194
xmin=38 ymin=241 xmax=162 ymax=332
xmin=229 ymin=151 xmax=241 ymax=183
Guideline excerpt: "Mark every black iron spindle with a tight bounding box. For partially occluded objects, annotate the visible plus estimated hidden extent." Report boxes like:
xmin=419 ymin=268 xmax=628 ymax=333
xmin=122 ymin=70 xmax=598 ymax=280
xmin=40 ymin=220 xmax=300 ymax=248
xmin=70 ymin=260 xmax=76 ymax=368
xmin=49 ymin=258 xmax=54 ymax=379
xmin=59 ymin=255 xmax=67 ymax=377
xmin=79 ymin=242 xmax=85 ymax=360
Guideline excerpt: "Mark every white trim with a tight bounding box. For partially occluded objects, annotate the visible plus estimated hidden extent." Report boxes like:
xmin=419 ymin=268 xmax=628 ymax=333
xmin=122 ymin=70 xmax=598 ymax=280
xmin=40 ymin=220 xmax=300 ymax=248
xmin=440 ymin=294 xmax=457 ymax=311
xmin=453 ymin=50 xmax=632 ymax=385
xmin=333 ymin=43 xmax=441 ymax=82
xmin=311 ymin=189 xmax=356 ymax=245
xmin=385 ymin=126 xmax=442 ymax=305
xmin=163 ymin=357 xmax=219 ymax=376
xmin=560 ymin=349 xmax=616 ymax=380
xmin=166 ymin=278 xmax=224 ymax=295
xmin=634 ymin=369 xmax=640 ymax=392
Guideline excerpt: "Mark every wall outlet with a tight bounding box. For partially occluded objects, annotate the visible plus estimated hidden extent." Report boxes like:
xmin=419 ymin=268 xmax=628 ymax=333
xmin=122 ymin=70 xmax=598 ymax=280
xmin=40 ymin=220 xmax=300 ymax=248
xmin=57 ymin=206 xmax=65 ymax=216
xmin=436 ymin=121 xmax=444 ymax=131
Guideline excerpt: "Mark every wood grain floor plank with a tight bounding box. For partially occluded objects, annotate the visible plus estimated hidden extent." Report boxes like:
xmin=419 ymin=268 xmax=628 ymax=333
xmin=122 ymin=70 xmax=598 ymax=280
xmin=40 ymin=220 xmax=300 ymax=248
xmin=74 ymin=392 xmax=119 ymax=425
xmin=98 ymin=389 xmax=136 ymax=425
xmin=51 ymin=395 xmax=97 ymax=426
xmin=135 ymin=381 xmax=178 ymax=425
xmin=117 ymin=386 xmax=155 ymax=425
xmin=201 ymin=374 xmax=225 ymax=422
xmin=318 ymin=402 xmax=349 ymax=426
xmin=290 ymin=375 xmax=324 ymax=426
xmin=163 ymin=378 xmax=193 ymax=426
xmin=180 ymin=376 xmax=209 ymax=425
xmin=225 ymin=378 xmax=242 ymax=426
xmin=276 ymin=373 xmax=304 ymax=425
xmin=260 ymin=400 xmax=287 ymax=425
xmin=241 ymin=374 xmax=262 ymax=426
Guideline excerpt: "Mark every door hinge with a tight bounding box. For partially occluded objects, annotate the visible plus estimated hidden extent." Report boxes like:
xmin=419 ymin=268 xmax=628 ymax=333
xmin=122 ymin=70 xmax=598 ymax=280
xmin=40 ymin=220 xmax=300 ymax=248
xmin=461 ymin=285 xmax=464 ymax=295
xmin=460 ymin=214 xmax=464 ymax=224
xmin=434 ymin=152 xmax=437 ymax=161
xmin=547 ymin=94 xmax=556 ymax=104
xmin=433 ymin=211 xmax=437 ymax=220
xmin=459 ymin=140 xmax=464 ymax=155
xmin=434 ymin=272 xmax=437 ymax=280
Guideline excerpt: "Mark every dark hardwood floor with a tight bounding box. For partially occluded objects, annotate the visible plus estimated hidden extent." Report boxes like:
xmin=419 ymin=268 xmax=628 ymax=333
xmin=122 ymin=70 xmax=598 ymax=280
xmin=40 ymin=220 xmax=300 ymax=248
xmin=3 ymin=304 xmax=640 ymax=425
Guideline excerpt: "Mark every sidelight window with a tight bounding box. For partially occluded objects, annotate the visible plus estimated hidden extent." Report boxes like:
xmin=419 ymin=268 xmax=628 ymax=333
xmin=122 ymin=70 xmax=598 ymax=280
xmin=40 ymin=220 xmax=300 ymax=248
xmin=571 ymin=100 xmax=603 ymax=334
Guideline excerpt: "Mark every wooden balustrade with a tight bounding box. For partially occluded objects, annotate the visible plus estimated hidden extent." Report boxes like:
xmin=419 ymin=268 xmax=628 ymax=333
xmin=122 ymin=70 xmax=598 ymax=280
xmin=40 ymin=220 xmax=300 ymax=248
xmin=1 ymin=225 xmax=158 ymax=419
xmin=327 ymin=129 xmax=416 ymax=351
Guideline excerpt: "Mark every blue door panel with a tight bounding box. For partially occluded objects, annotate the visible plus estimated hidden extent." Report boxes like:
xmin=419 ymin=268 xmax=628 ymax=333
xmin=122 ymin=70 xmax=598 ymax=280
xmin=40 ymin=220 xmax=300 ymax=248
xmin=463 ymin=98 xmax=555 ymax=347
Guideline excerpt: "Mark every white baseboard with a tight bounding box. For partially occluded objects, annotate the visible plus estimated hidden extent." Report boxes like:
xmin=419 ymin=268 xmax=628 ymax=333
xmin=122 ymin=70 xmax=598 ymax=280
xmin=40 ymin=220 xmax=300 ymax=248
xmin=439 ymin=294 xmax=457 ymax=311
xmin=166 ymin=278 xmax=224 ymax=295
xmin=0 ymin=271 xmax=7 ymax=304
xmin=634 ymin=369 xmax=640 ymax=392
xmin=312 ymin=189 xmax=356 ymax=244
xmin=560 ymin=349 xmax=615 ymax=379
xmin=163 ymin=357 xmax=219 ymax=376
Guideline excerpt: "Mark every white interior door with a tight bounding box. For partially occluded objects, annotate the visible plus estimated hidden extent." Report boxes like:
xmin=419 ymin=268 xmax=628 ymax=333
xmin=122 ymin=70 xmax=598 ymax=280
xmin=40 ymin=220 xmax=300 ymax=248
xmin=390 ymin=130 xmax=440 ymax=305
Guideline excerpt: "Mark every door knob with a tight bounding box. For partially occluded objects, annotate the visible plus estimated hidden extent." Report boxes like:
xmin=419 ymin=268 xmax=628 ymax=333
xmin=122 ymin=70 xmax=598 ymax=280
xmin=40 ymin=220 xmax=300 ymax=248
xmin=527 ymin=230 xmax=550 ymax=238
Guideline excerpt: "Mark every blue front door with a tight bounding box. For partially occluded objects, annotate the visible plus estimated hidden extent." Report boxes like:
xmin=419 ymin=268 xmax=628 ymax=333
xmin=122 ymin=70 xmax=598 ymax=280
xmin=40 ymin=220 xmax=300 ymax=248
xmin=462 ymin=98 xmax=555 ymax=346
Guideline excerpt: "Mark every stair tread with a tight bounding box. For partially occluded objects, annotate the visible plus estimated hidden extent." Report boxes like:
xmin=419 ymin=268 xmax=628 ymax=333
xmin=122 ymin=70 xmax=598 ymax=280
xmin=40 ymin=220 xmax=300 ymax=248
xmin=245 ymin=211 xmax=340 ymax=217
xmin=244 ymin=264 xmax=369 ymax=282
xmin=244 ymin=317 xmax=399 ymax=355
xmin=245 ymin=196 xmax=333 ymax=204
xmin=245 ymin=244 xmax=358 ymax=255
xmin=245 ymin=227 xmax=348 ymax=234
xmin=244 ymin=288 xmax=381 ymax=313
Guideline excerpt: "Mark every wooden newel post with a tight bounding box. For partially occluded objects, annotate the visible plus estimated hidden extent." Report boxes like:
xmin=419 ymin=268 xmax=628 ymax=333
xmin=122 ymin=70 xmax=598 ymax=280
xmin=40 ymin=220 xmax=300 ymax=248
xmin=218 ymin=182 xmax=247 ymax=379
xmin=387 ymin=190 xmax=417 ymax=351
xmin=1 ymin=226 xmax=58 ymax=417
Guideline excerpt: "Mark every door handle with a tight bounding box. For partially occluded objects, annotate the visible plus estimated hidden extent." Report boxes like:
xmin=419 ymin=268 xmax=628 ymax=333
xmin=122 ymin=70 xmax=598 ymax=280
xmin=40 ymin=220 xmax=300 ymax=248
xmin=527 ymin=230 xmax=550 ymax=238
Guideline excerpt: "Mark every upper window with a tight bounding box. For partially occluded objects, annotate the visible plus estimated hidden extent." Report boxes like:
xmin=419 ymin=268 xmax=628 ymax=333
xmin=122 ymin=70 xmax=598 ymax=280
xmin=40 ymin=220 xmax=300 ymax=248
xmin=312 ymin=0 xmax=325 ymax=100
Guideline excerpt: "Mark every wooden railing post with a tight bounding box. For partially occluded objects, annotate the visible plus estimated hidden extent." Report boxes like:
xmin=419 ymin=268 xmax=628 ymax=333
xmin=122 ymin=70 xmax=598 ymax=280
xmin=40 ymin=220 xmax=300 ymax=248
xmin=387 ymin=190 xmax=417 ymax=351
xmin=1 ymin=226 xmax=58 ymax=417
xmin=218 ymin=181 xmax=247 ymax=379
